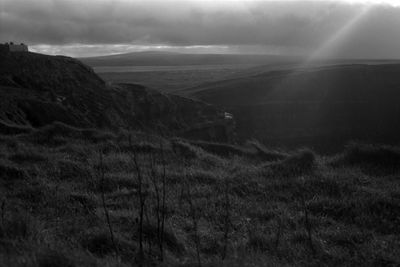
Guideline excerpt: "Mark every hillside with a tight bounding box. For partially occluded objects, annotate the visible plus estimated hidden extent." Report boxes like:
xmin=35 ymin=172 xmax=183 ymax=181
xmin=1 ymin=50 xmax=399 ymax=267
xmin=0 ymin=51 xmax=234 ymax=141
xmin=186 ymin=64 xmax=400 ymax=150
xmin=0 ymin=51 xmax=111 ymax=127
xmin=1 ymin=125 xmax=400 ymax=266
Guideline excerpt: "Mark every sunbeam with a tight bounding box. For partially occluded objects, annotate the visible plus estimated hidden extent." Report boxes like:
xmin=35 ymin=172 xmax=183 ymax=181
xmin=305 ymin=5 xmax=372 ymax=65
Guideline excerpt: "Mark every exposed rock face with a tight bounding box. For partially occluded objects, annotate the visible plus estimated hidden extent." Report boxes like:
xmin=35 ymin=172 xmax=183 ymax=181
xmin=0 ymin=51 xmax=235 ymax=141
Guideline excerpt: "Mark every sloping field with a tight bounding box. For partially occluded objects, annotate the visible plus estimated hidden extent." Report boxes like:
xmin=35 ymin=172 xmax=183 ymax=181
xmin=1 ymin=125 xmax=399 ymax=266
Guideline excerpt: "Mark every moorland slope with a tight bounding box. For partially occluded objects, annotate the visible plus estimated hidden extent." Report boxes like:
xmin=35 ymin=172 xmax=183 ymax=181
xmin=0 ymin=50 xmax=233 ymax=141
xmin=1 ymin=125 xmax=400 ymax=266
xmin=1 ymin=50 xmax=399 ymax=267
xmin=187 ymin=64 xmax=400 ymax=150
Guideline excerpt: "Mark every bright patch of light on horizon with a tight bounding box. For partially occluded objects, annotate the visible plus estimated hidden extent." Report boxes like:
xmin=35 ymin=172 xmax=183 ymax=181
xmin=29 ymin=44 xmax=233 ymax=57
xmin=29 ymin=43 xmax=300 ymax=57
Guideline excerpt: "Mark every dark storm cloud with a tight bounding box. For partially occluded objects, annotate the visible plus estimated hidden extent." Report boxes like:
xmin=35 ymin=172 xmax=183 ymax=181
xmin=1 ymin=0 xmax=400 ymax=58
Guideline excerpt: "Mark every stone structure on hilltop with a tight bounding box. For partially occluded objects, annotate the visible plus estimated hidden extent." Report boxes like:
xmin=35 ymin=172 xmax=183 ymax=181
xmin=0 ymin=42 xmax=28 ymax=52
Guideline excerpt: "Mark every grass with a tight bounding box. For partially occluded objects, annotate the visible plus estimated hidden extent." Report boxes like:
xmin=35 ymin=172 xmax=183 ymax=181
xmin=262 ymin=149 xmax=316 ymax=178
xmin=0 ymin=127 xmax=399 ymax=266
xmin=36 ymin=249 xmax=76 ymax=267
xmin=0 ymin=120 xmax=33 ymax=135
xmin=186 ymin=139 xmax=287 ymax=162
xmin=331 ymin=142 xmax=400 ymax=174
xmin=0 ymin=159 xmax=29 ymax=181
xmin=24 ymin=121 xmax=116 ymax=145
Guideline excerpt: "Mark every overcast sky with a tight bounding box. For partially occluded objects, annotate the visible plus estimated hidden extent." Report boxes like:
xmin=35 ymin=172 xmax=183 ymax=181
xmin=1 ymin=0 xmax=400 ymax=58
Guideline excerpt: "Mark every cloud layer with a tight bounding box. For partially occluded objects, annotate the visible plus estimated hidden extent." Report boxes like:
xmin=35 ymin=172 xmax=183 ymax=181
xmin=1 ymin=0 xmax=400 ymax=58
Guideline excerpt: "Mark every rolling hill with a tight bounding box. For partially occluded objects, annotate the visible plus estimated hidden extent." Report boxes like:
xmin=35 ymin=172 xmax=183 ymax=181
xmin=186 ymin=63 xmax=400 ymax=151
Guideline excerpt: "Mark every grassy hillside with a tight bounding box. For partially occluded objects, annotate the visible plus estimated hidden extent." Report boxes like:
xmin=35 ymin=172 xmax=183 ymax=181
xmin=2 ymin=50 xmax=400 ymax=267
xmin=1 ymin=124 xmax=399 ymax=266
xmin=0 ymin=51 xmax=234 ymax=141
xmin=187 ymin=64 xmax=400 ymax=151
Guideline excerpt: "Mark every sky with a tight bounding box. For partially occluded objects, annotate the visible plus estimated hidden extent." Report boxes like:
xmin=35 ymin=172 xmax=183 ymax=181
xmin=1 ymin=0 xmax=400 ymax=58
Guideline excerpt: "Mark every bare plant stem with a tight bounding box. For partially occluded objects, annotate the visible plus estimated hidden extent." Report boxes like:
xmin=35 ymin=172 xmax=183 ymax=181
xmin=221 ymin=179 xmax=231 ymax=260
xmin=160 ymin=140 xmax=167 ymax=262
xmin=147 ymin=149 xmax=161 ymax=260
xmin=99 ymin=151 xmax=119 ymax=259
xmin=1 ymin=198 xmax=5 ymax=229
xmin=301 ymin=194 xmax=315 ymax=255
xmin=185 ymin=184 xmax=202 ymax=267
xmin=129 ymin=135 xmax=145 ymax=266
xmin=144 ymin=203 xmax=152 ymax=256
xmin=275 ymin=216 xmax=282 ymax=256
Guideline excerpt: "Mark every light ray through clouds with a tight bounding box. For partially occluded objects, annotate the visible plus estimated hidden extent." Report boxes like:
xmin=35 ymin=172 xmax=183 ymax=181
xmin=305 ymin=5 xmax=372 ymax=64
xmin=271 ymin=4 xmax=373 ymax=106
xmin=5 ymin=0 xmax=400 ymax=57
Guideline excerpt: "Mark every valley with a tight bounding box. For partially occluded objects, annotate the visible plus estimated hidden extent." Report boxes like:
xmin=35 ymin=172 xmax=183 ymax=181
xmin=88 ymin=53 xmax=400 ymax=151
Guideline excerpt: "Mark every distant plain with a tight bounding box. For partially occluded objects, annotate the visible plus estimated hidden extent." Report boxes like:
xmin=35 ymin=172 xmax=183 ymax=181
xmin=92 ymin=57 xmax=400 ymax=94
xmin=95 ymin=64 xmax=256 ymax=93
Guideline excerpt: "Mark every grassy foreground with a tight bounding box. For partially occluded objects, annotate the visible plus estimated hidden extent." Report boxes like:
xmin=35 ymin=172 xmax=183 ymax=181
xmin=0 ymin=123 xmax=399 ymax=266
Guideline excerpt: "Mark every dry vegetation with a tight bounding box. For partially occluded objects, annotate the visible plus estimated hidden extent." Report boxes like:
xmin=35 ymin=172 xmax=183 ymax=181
xmin=0 ymin=122 xmax=399 ymax=266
